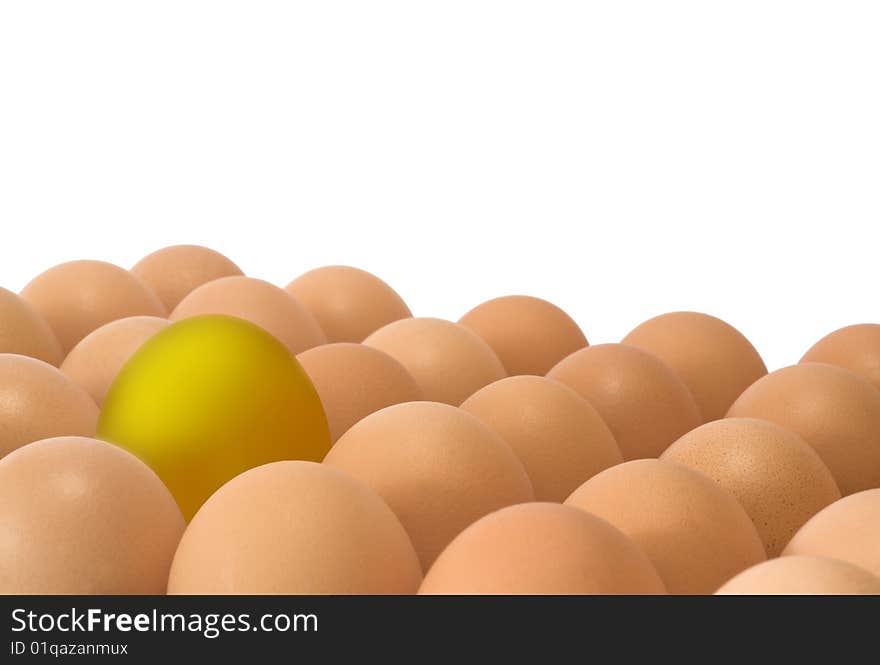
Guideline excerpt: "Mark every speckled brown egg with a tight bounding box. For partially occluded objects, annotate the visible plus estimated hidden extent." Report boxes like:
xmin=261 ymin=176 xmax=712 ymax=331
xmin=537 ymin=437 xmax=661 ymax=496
xmin=547 ymin=344 xmax=701 ymax=459
xmin=20 ymin=260 xmax=167 ymax=355
xmin=167 ymin=461 xmax=422 ymax=594
xmin=296 ymin=343 xmax=423 ymax=442
xmin=662 ymin=418 xmax=841 ymax=556
xmin=286 ymin=266 xmax=412 ymax=343
xmin=783 ymin=489 xmax=880 ymax=577
xmin=622 ymin=311 xmax=767 ymax=422
xmin=131 ymin=244 xmax=244 ymax=311
xmin=727 ymin=363 xmax=880 ymax=495
xmin=0 ymin=287 xmax=62 ymax=365
xmin=716 ymin=555 xmax=880 ymax=595
xmin=419 ymin=503 xmax=666 ymax=595
xmin=801 ymin=324 xmax=880 ymax=391
xmin=171 ymin=276 xmax=325 ymax=355
xmin=0 ymin=354 xmax=99 ymax=458
xmin=324 ymin=401 xmax=533 ymax=569
xmin=61 ymin=316 xmax=170 ymax=406
xmin=364 ymin=318 xmax=506 ymax=405
xmin=0 ymin=436 xmax=185 ymax=594
xmin=458 ymin=295 xmax=588 ymax=376
xmin=461 ymin=376 xmax=622 ymax=501
xmin=565 ymin=459 xmax=765 ymax=594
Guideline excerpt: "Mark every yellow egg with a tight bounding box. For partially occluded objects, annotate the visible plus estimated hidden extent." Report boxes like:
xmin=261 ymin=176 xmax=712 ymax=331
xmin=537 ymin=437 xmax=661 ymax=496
xmin=97 ymin=314 xmax=330 ymax=520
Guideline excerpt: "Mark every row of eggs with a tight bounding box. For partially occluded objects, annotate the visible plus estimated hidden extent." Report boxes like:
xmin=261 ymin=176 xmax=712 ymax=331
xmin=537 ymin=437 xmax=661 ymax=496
xmin=1 ymin=245 xmax=879 ymax=594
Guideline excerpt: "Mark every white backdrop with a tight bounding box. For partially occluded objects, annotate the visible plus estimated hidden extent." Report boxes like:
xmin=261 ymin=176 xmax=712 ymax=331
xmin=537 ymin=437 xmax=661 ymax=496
xmin=1 ymin=2 xmax=877 ymax=371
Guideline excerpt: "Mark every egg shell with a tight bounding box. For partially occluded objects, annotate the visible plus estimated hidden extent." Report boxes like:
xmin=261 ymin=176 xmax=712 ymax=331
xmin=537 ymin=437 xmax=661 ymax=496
xmin=286 ymin=266 xmax=411 ymax=343
xmin=622 ymin=311 xmax=767 ymax=422
xmin=800 ymin=324 xmax=880 ymax=391
xmin=131 ymin=244 xmax=243 ymax=311
xmin=364 ymin=318 xmax=506 ymax=405
xmin=167 ymin=461 xmax=422 ymax=594
xmin=0 ymin=436 xmax=185 ymax=594
xmin=419 ymin=503 xmax=666 ymax=595
xmin=458 ymin=295 xmax=588 ymax=376
xmin=662 ymin=418 xmax=841 ymax=556
xmin=461 ymin=376 xmax=622 ymax=502
xmin=565 ymin=459 xmax=766 ymax=594
xmin=171 ymin=276 xmax=325 ymax=355
xmin=0 ymin=287 xmax=63 ymax=365
xmin=324 ymin=401 xmax=534 ymax=569
xmin=98 ymin=315 xmax=331 ymax=520
xmin=20 ymin=260 xmax=166 ymax=355
xmin=783 ymin=489 xmax=880 ymax=578
xmin=727 ymin=363 xmax=880 ymax=495
xmin=297 ymin=343 xmax=423 ymax=442
xmin=716 ymin=555 xmax=880 ymax=595
xmin=547 ymin=343 xmax=701 ymax=459
xmin=61 ymin=316 xmax=170 ymax=406
xmin=0 ymin=354 xmax=99 ymax=458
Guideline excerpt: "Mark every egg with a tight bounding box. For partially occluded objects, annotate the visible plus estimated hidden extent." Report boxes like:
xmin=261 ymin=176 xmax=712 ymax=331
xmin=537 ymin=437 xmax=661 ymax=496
xmin=131 ymin=244 xmax=244 ymax=311
xmin=783 ymin=489 xmax=880 ymax=577
xmin=167 ymin=461 xmax=422 ymax=594
xmin=458 ymin=295 xmax=588 ymax=376
xmin=98 ymin=315 xmax=330 ymax=520
xmin=286 ymin=266 xmax=412 ymax=342
xmin=662 ymin=418 xmax=841 ymax=556
xmin=727 ymin=363 xmax=880 ymax=495
xmin=565 ymin=459 xmax=765 ymax=594
xmin=0 ymin=287 xmax=62 ymax=365
xmin=171 ymin=276 xmax=325 ymax=355
xmin=716 ymin=555 xmax=880 ymax=595
xmin=20 ymin=260 xmax=166 ymax=355
xmin=0 ymin=436 xmax=184 ymax=594
xmin=296 ymin=343 xmax=423 ymax=442
xmin=364 ymin=318 xmax=506 ymax=405
xmin=419 ymin=503 xmax=665 ymax=595
xmin=801 ymin=324 xmax=880 ymax=391
xmin=324 ymin=401 xmax=533 ymax=568
xmin=461 ymin=376 xmax=622 ymax=501
xmin=0 ymin=354 xmax=99 ymax=458
xmin=61 ymin=316 xmax=170 ymax=406
xmin=622 ymin=311 xmax=767 ymax=422
xmin=547 ymin=344 xmax=701 ymax=459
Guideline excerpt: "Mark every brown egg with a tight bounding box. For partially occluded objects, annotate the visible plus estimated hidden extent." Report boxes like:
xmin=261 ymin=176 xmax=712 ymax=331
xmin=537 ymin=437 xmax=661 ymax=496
xmin=716 ymin=555 xmax=880 ymax=595
xmin=61 ymin=316 xmax=170 ymax=406
xmin=727 ymin=363 xmax=880 ymax=495
xmin=364 ymin=318 xmax=506 ymax=405
xmin=297 ymin=343 xmax=423 ymax=442
xmin=286 ymin=266 xmax=411 ymax=343
xmin=0 ymin=354 xmax=99 ymax=458
xmin=419 ymin=503 xmax=666 ymax=595
xmin=0 ymin=286 xmax=62 ymax=365
xmin=131 ymin=244 xmax=244 ymax=311
xmin=801 ymin=324 xmax=880 ymax=391
xmin=461 ymin=376 xmax=622 ymax=501
xmin=0 ymin=436 xmax=185 ymax=594
xmin=171 ymin=276 xmax=325 ymax=355
xmin=565 ymin=459 xmax=765 ymax=594
xmin=662 ymin=418 xmax=841 ymax=556
xmin=324 ymin=401 xmax=533 ymax=568
xmin=783 ymin=489 xmax=880 ymax=577
xmin=458 ymin=295 xmax=588 ymax=375
xmin=547 ymin=344 xmax=701 ymax=459
xmin=622 ymin=311 xmax=767 ymax=422
xmin=20 ymin=260 xmax=167 ymax=355
xmin=167 ymin=461 xmax=421 ymax=594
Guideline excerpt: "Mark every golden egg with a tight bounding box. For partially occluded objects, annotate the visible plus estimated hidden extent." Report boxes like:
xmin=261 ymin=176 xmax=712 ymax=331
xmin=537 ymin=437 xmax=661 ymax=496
xmin=0 ymin=436 xmax=184 ymax=594
xmin=167 ymin=461 xmax=422 ymax=594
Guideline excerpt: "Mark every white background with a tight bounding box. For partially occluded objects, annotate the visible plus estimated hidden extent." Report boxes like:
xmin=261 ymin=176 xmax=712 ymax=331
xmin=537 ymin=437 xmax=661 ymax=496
xmin=1 ymin=2 xmax=877 ymax=371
